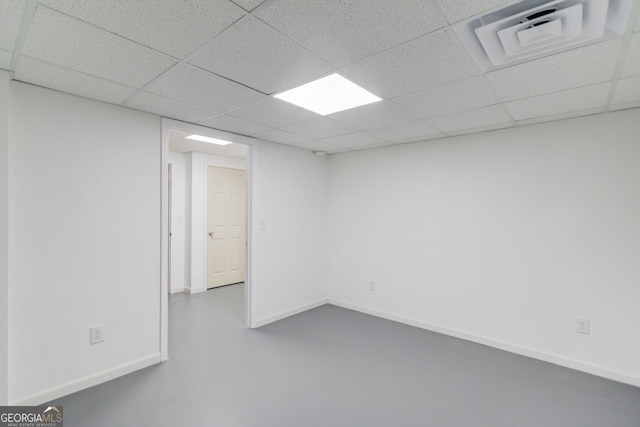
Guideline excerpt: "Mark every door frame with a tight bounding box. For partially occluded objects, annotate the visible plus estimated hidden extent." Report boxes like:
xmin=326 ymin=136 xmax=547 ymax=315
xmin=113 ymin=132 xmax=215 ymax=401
xmin=160 ymin=118 xmax=254 ymax=361
xmin=167 ymin=163 xmax=172 ymax=293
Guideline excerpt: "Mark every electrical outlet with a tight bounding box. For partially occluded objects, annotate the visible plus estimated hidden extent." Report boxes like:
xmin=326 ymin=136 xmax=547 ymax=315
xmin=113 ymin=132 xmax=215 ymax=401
xmin=368 ymin=281 xmax=376 ymax=292
xmin=90 ymin=325 xmax=104 ymax=345
xmin=576 ymin=318 xmax=590 ymax=335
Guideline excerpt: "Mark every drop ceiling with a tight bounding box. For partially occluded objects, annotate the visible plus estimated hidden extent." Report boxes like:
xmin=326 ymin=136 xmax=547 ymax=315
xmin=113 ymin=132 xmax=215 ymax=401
xmin=2 ymin=0 xmax=640 ymax=154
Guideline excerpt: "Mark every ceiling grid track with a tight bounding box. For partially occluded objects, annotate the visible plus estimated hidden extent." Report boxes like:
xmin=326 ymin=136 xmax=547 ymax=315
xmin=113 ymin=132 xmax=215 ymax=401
xmin=3 ymin=0 xmax=639 ymax=153
xmin=604 ymin=0 xmax=640 ymax=111
xmin=9 ymin=0 xmax=38 ymax=73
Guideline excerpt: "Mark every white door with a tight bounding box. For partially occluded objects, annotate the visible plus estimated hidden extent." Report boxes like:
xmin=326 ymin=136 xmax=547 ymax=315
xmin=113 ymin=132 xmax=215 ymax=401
xmin=207 ymin=166 xmax=246 ymax=289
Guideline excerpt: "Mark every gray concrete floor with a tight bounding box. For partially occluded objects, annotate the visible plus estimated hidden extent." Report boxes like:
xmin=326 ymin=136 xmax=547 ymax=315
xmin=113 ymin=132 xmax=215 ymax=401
xmin=50 ymin=284 xmax=640 ymax=426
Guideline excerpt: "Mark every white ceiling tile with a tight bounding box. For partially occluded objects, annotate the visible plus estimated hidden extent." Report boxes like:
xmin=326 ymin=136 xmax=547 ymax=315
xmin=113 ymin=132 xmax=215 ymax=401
xmin=14 ymin=56 xmax=137 ymax=104
xmin=620 ymin=33 xmax=640 ymax=78
xmin=0 ymin=49 xmax=11 ymax=70
xmin=367 ymin=120 xmax=442 ymax=142
xmin=228 ymin=96 xmax=318 ymax=128
xmin=187 ymin=17 xmax=333 ymax=94
xmin=427 ymin=105 xmax=512 ymax=133
xmin=611 ymin=75 xmax=640 ymax=106
xmin=319 ymin=132 xmax=387 ymax=149
xmin=433 ymin=0 xmax=513 ymax=24
xmin=282 ymin=117 xmax=355 ymax=139
xmin=393 ymin=76 xmax=498 ymax=118
xmin=0 ymin=0 xmax=27 ymax=51
xmin=257 ymin=0 xmax=446 ymax=67
xmin=292 ymin=140 xmax=349 ymax=153
xmin=231 ymin=0 xmax=265 ymax=12
xmin=125 ymin=91 xmax=216 ymax=123
xmin=342 ymin=29 xmax=479 ymax=98
xmin=38 ymin=0 xmax=245 ymax=59
xmin=144 ymin=63 xmax=263 ymax=114
xmin=505 ymin=83 xmax=611 ymax=121
xmin=198 ymin=114 xmax=271 ymax=135
xmin=486 ymin=39 xmax=622 ymax=102
xmin=515 ymin=108 xmax=605 ymax=126
xmin=327 ymin=101 xmax=417 ymax=130
xmin=6 ymin=1 xmax=632 ymax=150
xmin=22 ymin=6 xmax=176 ymax=87
xmin=253 ymin=128 xmax=311 ymax=145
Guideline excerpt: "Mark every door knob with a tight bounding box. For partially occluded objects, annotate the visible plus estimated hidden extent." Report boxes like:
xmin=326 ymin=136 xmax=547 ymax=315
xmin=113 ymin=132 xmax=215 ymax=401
xmin=208 ymin=232 xmax=214 ymax=238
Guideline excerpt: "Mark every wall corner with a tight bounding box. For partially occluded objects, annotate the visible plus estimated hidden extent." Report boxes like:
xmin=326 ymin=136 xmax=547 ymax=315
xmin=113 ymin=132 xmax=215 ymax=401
xmin=0 ymin=70 xmax=10 ymax=405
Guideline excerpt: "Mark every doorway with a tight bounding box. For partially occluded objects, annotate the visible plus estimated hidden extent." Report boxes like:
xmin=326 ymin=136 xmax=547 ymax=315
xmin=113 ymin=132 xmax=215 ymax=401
xmin=206 ymin=166 xmax=246 ymax=289
xmin=160 ymin=119 xmax=254 ymax=361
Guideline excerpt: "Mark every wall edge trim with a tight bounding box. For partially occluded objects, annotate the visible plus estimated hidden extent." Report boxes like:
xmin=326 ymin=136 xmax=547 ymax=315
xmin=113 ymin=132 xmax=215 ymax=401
xmin=10 ymin=353 xmax=162 ymax=405
xmin=327 ymin=299 xmax=640 ymax=388
xmin=253 ymin=299 xmax=328 ymax=328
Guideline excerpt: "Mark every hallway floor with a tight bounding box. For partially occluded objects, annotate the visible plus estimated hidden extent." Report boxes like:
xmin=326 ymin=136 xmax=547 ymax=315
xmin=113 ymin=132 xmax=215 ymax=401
xmin=50 ymin=284 xmax=640 ymax=426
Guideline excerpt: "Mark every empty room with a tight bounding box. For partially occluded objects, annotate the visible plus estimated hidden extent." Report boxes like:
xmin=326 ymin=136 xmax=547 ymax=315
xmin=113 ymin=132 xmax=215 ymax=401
xmin=1 ymin=0 xmax=640 ymax=426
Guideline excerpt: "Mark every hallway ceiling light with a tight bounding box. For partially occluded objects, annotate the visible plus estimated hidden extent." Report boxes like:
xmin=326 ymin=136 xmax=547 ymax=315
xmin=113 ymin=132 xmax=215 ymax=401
xmin=274 ymin=73 xmax=382 ymax=115
xmin=186 ymin=134 xmax=233 ymax=145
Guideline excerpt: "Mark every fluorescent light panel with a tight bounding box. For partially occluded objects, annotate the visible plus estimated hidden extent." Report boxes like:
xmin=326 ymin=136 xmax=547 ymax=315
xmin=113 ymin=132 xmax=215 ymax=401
xmin=274 ymin=73 xmax=382 ymax=115
xmin=186 ymin=134 xmax=233 ymax=145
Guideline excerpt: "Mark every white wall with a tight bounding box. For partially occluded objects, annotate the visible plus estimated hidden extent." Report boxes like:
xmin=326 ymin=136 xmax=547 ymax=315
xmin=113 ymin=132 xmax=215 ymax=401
xmin=250 ymin=143 xmax=329 ymax=326
xmin=8 ymin=82 xmax=162 ymax=404
xmin=0 ymin=70 xmax=9 ymax=405
xmin=328 ymin=109 xmax=640 ymax=386
xmin=166 ymin=139 xmax=329 ymax=325
xmin=168 ymin=151 xmax=186 ymax=293
xmin=4 ymin=80 xmax=330 ymax=403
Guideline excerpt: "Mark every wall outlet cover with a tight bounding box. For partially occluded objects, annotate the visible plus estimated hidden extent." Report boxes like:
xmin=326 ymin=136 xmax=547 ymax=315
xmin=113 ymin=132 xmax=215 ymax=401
xmin=576 ymin=318 xmax=590 ymax=335
xmin=90 ymin=325 xmax=104 ymax=345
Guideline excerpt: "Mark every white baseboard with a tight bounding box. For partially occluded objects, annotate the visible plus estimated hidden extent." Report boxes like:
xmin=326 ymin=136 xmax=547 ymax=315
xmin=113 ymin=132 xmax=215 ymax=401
xmin=185 ymin=287 xmax=205 ymax=295
xmin=253 ymin=299 xmax=327 ymax=328
xmin=328 ymin=299 xmax=640 ymax=388
xmin=11 ymin=353 xmax=162 ymax=406
xmin=169 ymin=287 xmax=185 ymax=294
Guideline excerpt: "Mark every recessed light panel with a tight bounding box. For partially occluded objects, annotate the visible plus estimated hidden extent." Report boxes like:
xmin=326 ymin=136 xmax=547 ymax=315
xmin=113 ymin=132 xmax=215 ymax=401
xmin=186 ymin=134 xmax=233 ymax=145
xmin=274 ymin=73 xmax=382 ymax=115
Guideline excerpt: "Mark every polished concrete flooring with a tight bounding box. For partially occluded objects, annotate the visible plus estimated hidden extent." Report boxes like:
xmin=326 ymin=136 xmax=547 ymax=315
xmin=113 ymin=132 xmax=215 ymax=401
xmin=51 ymin=284 xmax=640 ymax=426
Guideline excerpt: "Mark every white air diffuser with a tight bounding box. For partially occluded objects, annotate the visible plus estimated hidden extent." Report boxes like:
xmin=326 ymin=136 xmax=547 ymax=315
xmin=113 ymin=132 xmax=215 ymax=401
xmin=453 ymin=0 xmax=633 ymax=72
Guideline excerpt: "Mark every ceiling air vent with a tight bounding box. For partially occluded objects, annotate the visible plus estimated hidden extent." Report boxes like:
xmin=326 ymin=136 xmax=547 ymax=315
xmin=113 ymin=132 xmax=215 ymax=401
xmin=453 ymin=0 xmax=634 ymax=72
